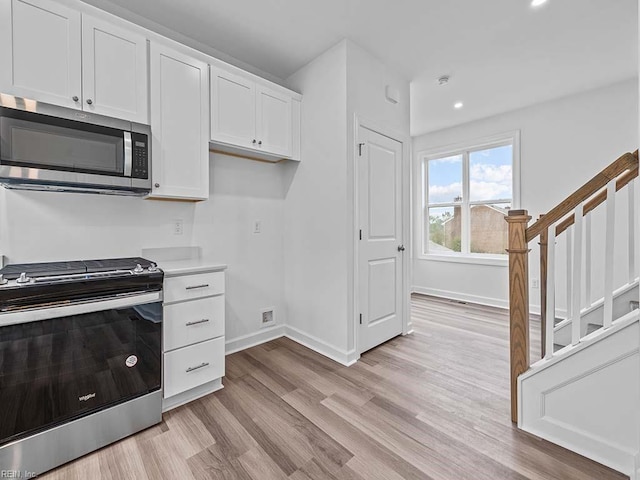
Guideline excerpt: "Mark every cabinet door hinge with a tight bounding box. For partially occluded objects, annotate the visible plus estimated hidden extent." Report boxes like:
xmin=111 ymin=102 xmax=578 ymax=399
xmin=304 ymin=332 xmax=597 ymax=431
xmin=359 ymin=313 xmax=363 ymax=325
xmin=358 ymin=143 xmax=365 ymax=156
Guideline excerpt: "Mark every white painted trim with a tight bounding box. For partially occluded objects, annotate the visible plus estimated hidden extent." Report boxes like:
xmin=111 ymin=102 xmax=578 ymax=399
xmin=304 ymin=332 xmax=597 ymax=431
xmin=285 ymin=325 xmax=358 ymax=366
xmin=353 ymin=115 xmax=412 ymax=355
xmin=411 ymin=285 xmax=509 ymax=310
xmin=162 ymin=378 xmax=223 ymax=412
xmin=417 ymin=253 xmax=508 ymax=267
xmin=225 ymin=325 xmax=286 ymax=355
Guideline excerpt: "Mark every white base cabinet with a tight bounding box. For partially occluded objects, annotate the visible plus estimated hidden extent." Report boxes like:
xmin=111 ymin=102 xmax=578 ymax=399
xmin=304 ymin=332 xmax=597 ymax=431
xmin=161 ymin=267 xmax=225 ymax=411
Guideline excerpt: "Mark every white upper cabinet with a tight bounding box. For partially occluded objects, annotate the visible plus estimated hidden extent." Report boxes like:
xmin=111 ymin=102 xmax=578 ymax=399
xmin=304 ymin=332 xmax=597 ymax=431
xmin=210 ymin=67 xmax=256 ymax=148
xmin=0 ymin=0 xmax=82 ymax=109
xmin=256 ymin=85 xmax=292 ymax=158
xmin=149 ymin=42 xmax=209 ymax=201
xmin=81 ymin=15 xmax=148 ymax=123
xmin=210 ymin=65 xmax=300 ymax=162
xmin=0 ymin=0 xmax=148 ymax=122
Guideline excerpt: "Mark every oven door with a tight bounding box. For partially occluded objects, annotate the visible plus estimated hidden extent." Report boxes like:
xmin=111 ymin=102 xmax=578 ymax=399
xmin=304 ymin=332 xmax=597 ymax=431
xmin=0 ymin=291 xmax=162 ymax=447
xmin=0 ymin=104 xmax=134 ymax=188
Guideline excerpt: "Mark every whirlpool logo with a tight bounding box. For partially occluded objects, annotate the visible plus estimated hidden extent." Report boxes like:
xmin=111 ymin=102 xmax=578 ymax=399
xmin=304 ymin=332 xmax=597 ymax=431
xmin=79 ymin=393 xmax=96 ymax=402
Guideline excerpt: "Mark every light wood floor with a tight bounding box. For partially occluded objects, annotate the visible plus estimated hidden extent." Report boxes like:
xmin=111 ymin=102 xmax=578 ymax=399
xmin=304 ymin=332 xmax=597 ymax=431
xmin=43 ymin=294 xmax=628 ymax=479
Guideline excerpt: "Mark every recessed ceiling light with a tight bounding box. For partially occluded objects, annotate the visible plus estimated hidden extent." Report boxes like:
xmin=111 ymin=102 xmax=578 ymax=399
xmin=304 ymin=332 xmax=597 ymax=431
xmin=454 ymin=102 xmax=464 ymax=109
xmin=531 ymin=0 xmax=548 ymax=7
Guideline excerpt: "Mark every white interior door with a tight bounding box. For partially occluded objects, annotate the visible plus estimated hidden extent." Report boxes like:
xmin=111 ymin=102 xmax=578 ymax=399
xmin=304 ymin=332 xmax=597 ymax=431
xmin=358 ymin=126 xmax=404 ymax=353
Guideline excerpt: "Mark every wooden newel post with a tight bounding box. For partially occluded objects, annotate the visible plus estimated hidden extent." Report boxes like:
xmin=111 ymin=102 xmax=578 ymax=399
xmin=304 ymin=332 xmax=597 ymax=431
xmin=506 ymin=209 xmax=532 ymax=424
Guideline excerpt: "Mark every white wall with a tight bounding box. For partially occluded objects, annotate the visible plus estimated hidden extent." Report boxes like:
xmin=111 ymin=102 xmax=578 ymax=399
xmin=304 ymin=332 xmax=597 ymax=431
xmin=412 ymin=78 xmax=639 ymax=311
xmin=283 ymin=40 xmax=409 ymax=363
xmin=284 ymin=41 xmax=350 ymax=361
xmin=0 ymin=152 xmax=287 ymax=349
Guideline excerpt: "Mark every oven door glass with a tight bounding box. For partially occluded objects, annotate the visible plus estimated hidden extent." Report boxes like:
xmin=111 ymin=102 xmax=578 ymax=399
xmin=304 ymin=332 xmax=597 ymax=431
xmin=0 ymin=300 xmax=162 ymax=446
xmin=0 ymin=110 xmax=125 ymax=176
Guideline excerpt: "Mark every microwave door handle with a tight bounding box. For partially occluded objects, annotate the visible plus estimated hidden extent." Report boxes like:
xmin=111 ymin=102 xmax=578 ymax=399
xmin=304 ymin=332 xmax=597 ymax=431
xmin=123 ymin=131 xmax=132 ymax=177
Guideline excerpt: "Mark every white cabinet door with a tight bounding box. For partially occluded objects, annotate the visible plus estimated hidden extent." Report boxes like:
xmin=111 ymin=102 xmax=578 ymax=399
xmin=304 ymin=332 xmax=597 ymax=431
xmin=256 ymin=85 xmax=292 ymax=158
xmin=82 ymin=15 xmax=148 ymax=123
xmin=149 ymin=42 xmax=209 ymax=200
xmin=210 ymin=66 xmax=256 ymax=148
xmin=0 ymin=0 xmax=82 ymax=109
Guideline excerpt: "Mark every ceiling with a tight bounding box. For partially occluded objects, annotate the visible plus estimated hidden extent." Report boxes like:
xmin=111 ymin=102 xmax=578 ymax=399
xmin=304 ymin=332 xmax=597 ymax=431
xmin=82 ymin=0 xmax=638 ymax=136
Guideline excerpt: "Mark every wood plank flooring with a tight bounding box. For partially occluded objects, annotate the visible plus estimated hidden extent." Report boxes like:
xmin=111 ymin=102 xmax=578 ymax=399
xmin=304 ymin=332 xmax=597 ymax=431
xmin=42 ymin=294 xmax=628 ymax=479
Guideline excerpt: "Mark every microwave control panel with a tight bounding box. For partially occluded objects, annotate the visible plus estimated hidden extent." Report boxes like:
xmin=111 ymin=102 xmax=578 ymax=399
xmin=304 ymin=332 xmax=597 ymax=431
xmin=131 ymin=133 xmax=149 ymax=179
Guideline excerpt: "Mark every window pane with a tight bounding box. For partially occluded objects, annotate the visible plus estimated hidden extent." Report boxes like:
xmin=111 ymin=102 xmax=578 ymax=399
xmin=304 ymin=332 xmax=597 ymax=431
xmin=428 ymin=155 xmax=463 ymax=204
xmin=469 ymin=203 xmax=510 ymax=254
xmin=427 ymin=206 xmax=461 ymax=253
xmin=469 ymin=145 xmax=512 ymax=202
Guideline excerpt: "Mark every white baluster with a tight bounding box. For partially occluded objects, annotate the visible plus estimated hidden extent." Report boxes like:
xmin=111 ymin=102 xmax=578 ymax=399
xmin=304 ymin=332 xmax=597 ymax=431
xmin=566 ymin=227 xmax=573 ymax=322
xmin=545 ymin=226 xmax=556 ymax=360
xmin=571 ymin=204 xmax=583 ymax=345
xmin=585 ymin=212 xmax=592 ymax=307
xmin=603 ymin=180 xmax=616 ymax=329
xmin=629 ymin=179 xmax=636 ymax=283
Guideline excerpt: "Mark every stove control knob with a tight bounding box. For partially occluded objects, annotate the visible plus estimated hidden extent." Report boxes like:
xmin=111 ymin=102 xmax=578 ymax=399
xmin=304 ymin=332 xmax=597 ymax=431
xmin=148 ymin=262 xmax=158 ymax=272
xmin=16 ymin=272 xmax=30 ymax=284
xmin=133 ymin=264 xmax=144 ymax=274
xmin=0 ymin=274 xmax=7 ymax=285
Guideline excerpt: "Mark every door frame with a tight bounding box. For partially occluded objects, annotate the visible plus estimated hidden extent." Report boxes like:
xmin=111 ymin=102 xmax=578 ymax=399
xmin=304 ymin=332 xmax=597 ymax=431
xmin=353 ymin=115 xmax=412 ymax=357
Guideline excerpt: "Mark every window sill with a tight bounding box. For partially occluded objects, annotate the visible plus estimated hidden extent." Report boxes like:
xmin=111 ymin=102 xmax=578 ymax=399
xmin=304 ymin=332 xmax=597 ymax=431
xmin=417 ymin=253 xmax=508 ymax=267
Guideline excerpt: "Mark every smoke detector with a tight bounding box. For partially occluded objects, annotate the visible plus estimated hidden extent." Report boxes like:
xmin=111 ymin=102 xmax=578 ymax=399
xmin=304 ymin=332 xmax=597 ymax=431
xmin=437 ymin=75 xmax=450 ymax=86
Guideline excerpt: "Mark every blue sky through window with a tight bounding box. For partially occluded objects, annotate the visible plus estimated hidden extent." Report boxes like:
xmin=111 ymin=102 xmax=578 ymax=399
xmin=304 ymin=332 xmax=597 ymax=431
xmin=428 ymin=145 xmax=512 ymax=204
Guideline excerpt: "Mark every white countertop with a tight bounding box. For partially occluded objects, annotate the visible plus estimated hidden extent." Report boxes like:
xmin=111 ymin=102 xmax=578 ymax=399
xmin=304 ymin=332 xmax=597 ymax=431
xmin=156 ymin=258 xmax=227 ymax=277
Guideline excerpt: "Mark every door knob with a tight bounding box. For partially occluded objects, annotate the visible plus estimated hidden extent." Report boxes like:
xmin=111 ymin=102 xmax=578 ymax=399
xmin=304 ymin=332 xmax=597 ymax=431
xmin=397 ymin=245 xmax=405 ymax=252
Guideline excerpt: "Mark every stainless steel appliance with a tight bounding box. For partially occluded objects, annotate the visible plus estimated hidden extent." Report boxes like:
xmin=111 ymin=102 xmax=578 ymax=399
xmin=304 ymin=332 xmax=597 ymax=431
xmin=0 ymin=257 xmax=163 ymax=475
xmin=0 ymin=95 xmax=151 ymax=195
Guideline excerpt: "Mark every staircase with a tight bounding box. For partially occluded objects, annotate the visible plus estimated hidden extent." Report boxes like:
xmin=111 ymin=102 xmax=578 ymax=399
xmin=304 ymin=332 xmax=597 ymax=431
xmin=507 ymin=150 xmax=640 ymax=479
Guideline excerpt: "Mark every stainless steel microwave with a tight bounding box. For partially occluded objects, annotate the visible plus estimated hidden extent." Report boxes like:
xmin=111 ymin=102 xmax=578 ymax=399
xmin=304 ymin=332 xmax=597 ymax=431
xmin=0 ymin=94 xmax=151 ymax=196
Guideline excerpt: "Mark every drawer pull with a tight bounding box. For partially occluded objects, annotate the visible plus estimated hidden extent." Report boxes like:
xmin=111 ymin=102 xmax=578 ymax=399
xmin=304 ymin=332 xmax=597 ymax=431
xmin=186 ymin=362 xmax=210 ymax=373
xmin=185 ymin=284 xmax=210 ymax=290
xmin=186 ymin=318 xmax=210 ymax=326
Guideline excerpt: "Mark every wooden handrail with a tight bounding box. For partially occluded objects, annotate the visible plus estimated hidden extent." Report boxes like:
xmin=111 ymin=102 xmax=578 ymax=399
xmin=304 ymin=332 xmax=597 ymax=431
xmin=526 ymin=150 xmax=638 ymax=242
xmin=554 ymin=165 xmax=639 ymax=236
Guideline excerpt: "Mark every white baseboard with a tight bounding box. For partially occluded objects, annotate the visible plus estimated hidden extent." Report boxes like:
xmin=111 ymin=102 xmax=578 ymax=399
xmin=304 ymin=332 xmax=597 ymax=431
xmin=225 ymin=325 xmax=286 ymax=355
xmin=284 ymin=325 xmax=358 ymax=366
xmin=412 ymin=285 xmax=509 ymax=310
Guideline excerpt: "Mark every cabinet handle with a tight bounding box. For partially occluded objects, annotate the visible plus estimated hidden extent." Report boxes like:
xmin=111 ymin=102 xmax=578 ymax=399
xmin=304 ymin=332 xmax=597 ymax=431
xmin=186 ymin=318 xmax=210 ymax=326
xmin=86 ymin=99 xmax=93 ymax=105
xmin=72 ymin=96 xmax=79 ymax=102
xmin=252 ymin=139 xmax=257 ymax=144
xmin=186 ymin=362 xmax=210 ymax=373
xmin=154 ymin=183 xmax=160 ymax=188
xmin=185 ymin=284 xmax=209 ymax=290
xmin=258 ymin=140 xmax=262 ymax=146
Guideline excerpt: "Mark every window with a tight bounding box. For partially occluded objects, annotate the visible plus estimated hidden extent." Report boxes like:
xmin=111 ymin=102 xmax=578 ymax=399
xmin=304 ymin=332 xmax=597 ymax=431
xmin=420 ymin=132 xmax=519 ymax=261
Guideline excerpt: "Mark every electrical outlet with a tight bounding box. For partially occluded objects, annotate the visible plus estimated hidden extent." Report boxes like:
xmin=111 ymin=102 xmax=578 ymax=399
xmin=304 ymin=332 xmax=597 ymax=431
xmin=260 ymin=307 xmax=275 ymax=327
xmin=173 ymin=219 xmax=184 ymax=235
xmin=253 ymin=220 xmax=262 ymax=234
xmin=532 ymin=278 xmax=540 ymax=289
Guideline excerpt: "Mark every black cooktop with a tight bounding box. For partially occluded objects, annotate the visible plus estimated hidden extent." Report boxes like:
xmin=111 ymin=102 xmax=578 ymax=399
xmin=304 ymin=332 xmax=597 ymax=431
xmin=0 ymin=257 xmax=154 ymax=280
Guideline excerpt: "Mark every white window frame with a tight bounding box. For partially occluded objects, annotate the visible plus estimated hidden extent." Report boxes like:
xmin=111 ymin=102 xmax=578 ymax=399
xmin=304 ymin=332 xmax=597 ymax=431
xmin=417 ymin=131 xmax=521 ymax=266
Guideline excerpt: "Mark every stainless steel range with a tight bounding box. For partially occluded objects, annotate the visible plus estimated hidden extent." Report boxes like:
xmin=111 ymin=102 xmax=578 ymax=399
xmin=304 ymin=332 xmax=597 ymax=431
xmin=0 ymin=257 xmax=163 ymax=475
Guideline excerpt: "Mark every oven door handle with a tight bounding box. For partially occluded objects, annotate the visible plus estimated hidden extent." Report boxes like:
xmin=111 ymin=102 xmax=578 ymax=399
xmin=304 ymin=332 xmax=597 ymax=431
xmin=0 ymin=291 xmax=162 ymax=328
xmin=123 ymin=131 xmax=132 ymax=177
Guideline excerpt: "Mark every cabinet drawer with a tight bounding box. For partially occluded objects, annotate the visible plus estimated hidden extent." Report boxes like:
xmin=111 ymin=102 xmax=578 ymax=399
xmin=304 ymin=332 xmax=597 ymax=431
xmin=163 ymin=337 xmax=225 ymax=398
xmin=164 ymin=295 xmax=224 ymax=351
xmin=164 ymin=271 xmax=224 ymax=304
